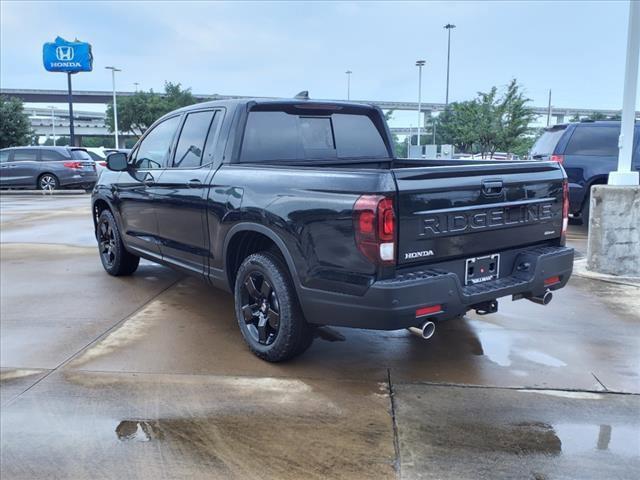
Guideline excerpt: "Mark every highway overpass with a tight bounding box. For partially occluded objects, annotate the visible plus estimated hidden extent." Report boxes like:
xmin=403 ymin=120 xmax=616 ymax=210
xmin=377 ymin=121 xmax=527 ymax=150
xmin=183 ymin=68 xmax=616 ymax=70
xmin=3 ymin=87 xmax=634 ymax=125
xmin=9 ymin=88 xmax=637 ymax=147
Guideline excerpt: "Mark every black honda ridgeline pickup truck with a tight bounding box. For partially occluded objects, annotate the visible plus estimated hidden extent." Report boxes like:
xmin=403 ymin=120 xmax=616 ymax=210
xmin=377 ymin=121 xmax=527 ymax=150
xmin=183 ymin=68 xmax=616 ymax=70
xmin=93 ymin=98 xmax=574 ymax=361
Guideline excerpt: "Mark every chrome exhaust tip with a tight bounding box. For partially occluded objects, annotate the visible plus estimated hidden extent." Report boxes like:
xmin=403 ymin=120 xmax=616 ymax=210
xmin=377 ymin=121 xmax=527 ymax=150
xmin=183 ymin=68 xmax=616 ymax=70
xmin=408 ymin=321 xmax=436 ymax=340
xmin=527 ymin=290 xmax=553 ymax=306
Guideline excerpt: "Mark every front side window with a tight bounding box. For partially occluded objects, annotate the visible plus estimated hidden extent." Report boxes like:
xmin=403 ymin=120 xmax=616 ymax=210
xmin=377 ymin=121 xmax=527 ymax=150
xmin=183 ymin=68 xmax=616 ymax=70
xmin=565 ymin=126 xmax=619 ymax=156
xmin=12 ymin=150 xmax=38 ymax=162
xmin=0 ymin=150 xmax=10 ymax=163
xmin=172 ymin=111 xmax=215 ymax=168
xmin=132 ymin=115 xmax=181 ymax=169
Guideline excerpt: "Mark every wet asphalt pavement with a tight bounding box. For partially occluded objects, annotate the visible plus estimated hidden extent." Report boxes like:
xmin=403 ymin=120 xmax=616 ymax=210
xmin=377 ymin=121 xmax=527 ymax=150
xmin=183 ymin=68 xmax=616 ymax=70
xmin=1 ymin=194 xmax=638 ymax=479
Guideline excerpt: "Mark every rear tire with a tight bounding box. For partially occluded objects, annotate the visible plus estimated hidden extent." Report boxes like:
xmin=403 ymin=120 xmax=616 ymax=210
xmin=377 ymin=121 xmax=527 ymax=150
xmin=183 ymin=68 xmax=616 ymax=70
xmin=234 ymin=252 xmax=314 ymax=362
xmin=96 ymin=210 xmax=140 ymax=276
xmin=38 ymin=174 xmax=59 ymax=191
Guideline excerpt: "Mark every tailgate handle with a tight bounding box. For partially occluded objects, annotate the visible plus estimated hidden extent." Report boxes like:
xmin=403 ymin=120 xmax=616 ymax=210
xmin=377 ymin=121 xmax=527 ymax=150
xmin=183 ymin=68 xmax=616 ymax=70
xmin=482 ymin=180 xmax=503 ymax=196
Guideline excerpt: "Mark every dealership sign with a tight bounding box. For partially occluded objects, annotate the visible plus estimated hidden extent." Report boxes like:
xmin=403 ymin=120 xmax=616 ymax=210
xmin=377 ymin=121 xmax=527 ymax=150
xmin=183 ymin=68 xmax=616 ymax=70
xmin=43 ymin=37 xmax=93 ymax=72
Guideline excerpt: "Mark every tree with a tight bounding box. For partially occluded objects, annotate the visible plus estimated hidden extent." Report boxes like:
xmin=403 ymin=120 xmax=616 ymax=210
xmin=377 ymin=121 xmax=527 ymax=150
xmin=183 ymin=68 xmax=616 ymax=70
xmin=0 ymin=96 xmax=34 ymax=148
xmin=494 ymin=79 xmax=536 ymax=156
xmin=106 ymin=82 xmax=198 ymax=138
xmin=438 ymin=79 xmax=534 ymax=157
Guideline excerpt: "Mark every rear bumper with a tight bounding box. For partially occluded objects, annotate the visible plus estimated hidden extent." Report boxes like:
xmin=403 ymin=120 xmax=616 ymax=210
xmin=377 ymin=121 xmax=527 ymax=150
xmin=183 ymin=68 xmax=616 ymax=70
xmin=60 ymin=171 xmax=98 ymax=187
xmin=300 ymin=245 xmax=574 ymax=330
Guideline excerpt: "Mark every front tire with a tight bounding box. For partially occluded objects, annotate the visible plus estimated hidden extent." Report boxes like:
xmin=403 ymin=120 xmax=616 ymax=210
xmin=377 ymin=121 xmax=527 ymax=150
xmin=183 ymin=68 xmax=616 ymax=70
xmin=38 ymin=174 xmax=59 ymax=191
xmin=96 ymin=210 xmax=140 ymax=276
xmin=234 ymin=252 xmax=314 ymax=362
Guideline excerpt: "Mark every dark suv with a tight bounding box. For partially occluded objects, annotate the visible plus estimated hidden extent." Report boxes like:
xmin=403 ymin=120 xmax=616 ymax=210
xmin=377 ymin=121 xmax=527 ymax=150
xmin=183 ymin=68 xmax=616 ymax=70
xmin=530 ymin=121 xmax=640 ymax=223
xmin=0 ymin=146 xmax=97 ymax=191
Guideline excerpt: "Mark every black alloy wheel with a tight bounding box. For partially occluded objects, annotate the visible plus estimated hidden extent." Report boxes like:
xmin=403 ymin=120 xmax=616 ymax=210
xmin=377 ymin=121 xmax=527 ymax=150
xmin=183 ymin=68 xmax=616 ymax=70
xmin=96 ymin=209 xmax=140 ymax=276
xmin=97 ymin=216 xmax=117 ymax=269
xmin=234 ymin=252 xmax=314 ymax=362
xmin=240 ymin=271 xmax=281 ymax=345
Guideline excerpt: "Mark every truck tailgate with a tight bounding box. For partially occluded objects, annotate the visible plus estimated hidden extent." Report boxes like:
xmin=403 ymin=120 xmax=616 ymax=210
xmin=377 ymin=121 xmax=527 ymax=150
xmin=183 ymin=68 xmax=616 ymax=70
xmin=393 ymin=161 xmax=565 ymax=266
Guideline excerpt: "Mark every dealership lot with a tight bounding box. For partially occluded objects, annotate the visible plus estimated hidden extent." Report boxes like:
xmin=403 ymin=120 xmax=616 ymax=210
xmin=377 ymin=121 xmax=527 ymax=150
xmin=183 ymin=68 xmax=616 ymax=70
xmin=1 ymin=194 xmax=638 ymax=479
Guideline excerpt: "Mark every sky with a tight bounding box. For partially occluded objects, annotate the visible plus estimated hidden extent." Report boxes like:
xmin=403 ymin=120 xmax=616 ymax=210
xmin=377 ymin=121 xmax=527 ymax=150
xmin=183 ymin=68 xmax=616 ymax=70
xmin=0 ymin=0 xmax=637 ymax=117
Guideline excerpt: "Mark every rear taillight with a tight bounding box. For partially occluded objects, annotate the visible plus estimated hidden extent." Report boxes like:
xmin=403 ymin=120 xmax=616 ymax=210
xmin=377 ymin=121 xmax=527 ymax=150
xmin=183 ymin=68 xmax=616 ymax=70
xmin=353 ymin=195 xmax=396 ymax=265
xmin=561 ymin=180 xmax=569 ymax=245
xmin=63 ymin=161 xmax=83 ymax=170
xmin=99 ymin=161 xmax=107 ymax=167
xmin=550 ymin=154 xmax=564 ymax=164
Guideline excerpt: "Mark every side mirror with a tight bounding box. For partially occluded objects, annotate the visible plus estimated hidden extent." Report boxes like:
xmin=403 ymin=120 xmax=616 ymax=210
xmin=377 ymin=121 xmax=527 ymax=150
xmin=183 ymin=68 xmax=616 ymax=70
xmin=106 ymin=152 xmax=128 ymax=171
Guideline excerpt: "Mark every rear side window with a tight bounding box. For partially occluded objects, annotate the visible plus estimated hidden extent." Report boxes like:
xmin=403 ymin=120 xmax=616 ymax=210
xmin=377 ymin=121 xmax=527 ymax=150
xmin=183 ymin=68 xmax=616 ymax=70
xmin=565 ymin=126 xmax=619 ymax=156
xmin=172 ymin=110 xmax=215 ymax=168
xmin=12 ymin=150 xmax=38 ymax=161
xmin=240 ymin=110 xmax=389 ymax=163
xmin=530 ymin=127 xmax=566 ymax=157
xmin=41 ymin=150 xmax=67 ymax=161
xmin=0 ymin=150 xmax=10 ymax=163
xmin=70 ymin=150 xmax=92 ymax=160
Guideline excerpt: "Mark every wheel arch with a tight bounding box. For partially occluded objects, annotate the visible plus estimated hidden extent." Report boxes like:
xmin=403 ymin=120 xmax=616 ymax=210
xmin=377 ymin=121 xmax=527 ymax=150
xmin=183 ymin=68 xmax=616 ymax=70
xmin=223 ymin=223 xmax=302 ymax=293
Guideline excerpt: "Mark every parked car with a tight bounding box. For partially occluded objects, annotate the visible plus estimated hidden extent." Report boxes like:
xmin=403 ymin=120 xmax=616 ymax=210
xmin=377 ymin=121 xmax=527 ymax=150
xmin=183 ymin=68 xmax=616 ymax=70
xmin=85 ymin=148 xmax=132 ymax=177
xmin=92 ymin=98 xmax=573 ymax=361
xmin=0 ymin=146 xmax=97 ymax=191
xmin=529 ymin=120 xmax=640 ymax=223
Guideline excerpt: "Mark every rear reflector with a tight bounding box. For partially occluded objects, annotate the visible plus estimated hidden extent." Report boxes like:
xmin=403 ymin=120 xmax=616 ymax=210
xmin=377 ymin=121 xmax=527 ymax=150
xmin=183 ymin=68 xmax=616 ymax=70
xmin=544 ymin=276 xmax=561 ymax=286
xmin=416 ymin=305 xmax=442 ymax=317
xmin=561 ymin=180 xmax=569 ymax=245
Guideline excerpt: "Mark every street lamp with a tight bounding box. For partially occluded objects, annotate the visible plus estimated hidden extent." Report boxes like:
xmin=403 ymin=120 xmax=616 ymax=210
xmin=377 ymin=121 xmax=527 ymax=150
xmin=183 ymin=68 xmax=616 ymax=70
xmin=134 ymin=82 xmax=139 ymax=92
xmin=105 ymin=66 xmax=122 ymax=148
xmin=444 ymin=24 xmax=456 ymax=106
xmin=47 ymin=105 xmax=56 ymax=146
xmin=345 ymin=70 xmax=352 ymax=100
xmin=415 ymin=60 xmax=426 ymax=150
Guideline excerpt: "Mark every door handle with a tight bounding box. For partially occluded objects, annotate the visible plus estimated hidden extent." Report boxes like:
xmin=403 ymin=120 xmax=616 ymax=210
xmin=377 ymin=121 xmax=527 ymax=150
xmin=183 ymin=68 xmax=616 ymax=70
xmin=143 ymin=174 xmax=155 ymax=186
xmin=188 ymin=179 xmax=202 ymax=188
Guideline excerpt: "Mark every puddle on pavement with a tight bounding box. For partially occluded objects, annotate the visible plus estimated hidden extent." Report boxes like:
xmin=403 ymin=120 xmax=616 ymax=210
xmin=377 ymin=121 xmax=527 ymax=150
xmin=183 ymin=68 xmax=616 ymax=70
xmin=0 ymin=369 xmax=45 ymax=382
xmin=518 ymin=389 xmax=603 ymax=400
xmin=446 ymin=420 xmax=638 ymax=458
xmin=468 ymin=319 xmax=567 ymax=369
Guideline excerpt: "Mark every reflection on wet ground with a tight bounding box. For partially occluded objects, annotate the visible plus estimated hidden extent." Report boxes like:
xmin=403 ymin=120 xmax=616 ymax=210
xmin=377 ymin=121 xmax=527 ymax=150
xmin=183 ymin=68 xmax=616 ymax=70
xmin=396 ymin=384 xmax=640 ymax=479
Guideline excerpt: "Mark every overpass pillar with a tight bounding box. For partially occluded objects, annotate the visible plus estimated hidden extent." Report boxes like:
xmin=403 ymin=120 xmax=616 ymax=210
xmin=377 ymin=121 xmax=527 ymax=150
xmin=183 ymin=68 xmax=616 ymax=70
xmin=74 ymin=135 xmax=82 ymax=147
xmin=554 ymin=114 xmax=565 ymax=124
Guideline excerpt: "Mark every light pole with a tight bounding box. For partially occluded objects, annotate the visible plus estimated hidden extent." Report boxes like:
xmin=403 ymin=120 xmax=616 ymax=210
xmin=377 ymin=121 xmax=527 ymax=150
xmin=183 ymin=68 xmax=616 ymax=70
xmin=444 ymin=24 xmax=456 ymax=106
xmin=609 ymin=0 xmax=640 ymax=186
xmin=48 ymin=105 xmax=56 ymax=146
xmin=105 ymin=66 xmax=121 ymax=148
xmin=345 ymin=70 xmax=352 ymax=100
xmin=134 ymin=82 xmax=139 ymax=92
xmin=415 ymin=60 xmax=426 ymax=151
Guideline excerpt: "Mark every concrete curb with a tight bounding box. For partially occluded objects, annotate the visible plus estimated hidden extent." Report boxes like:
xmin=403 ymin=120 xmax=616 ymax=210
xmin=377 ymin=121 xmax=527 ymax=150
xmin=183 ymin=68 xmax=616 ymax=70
xmin=0 ymin=190 xmax=89 ymax=196
xmin=573 ymin=258 xmax=640 ymax=287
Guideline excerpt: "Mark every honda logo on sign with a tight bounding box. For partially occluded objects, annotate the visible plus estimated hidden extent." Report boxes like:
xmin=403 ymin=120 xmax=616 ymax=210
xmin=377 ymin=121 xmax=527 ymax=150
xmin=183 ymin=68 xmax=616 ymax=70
xmin=43 ymin=37 xmax=92 ymax=72
xmin=55 ymin=46 xmax=74 ymax=61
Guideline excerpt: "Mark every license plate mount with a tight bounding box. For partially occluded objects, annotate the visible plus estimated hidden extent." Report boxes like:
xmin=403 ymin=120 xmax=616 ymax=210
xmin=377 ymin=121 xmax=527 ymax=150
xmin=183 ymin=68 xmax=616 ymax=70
xmin=465 ymin=254 xmax=500 ymax=286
